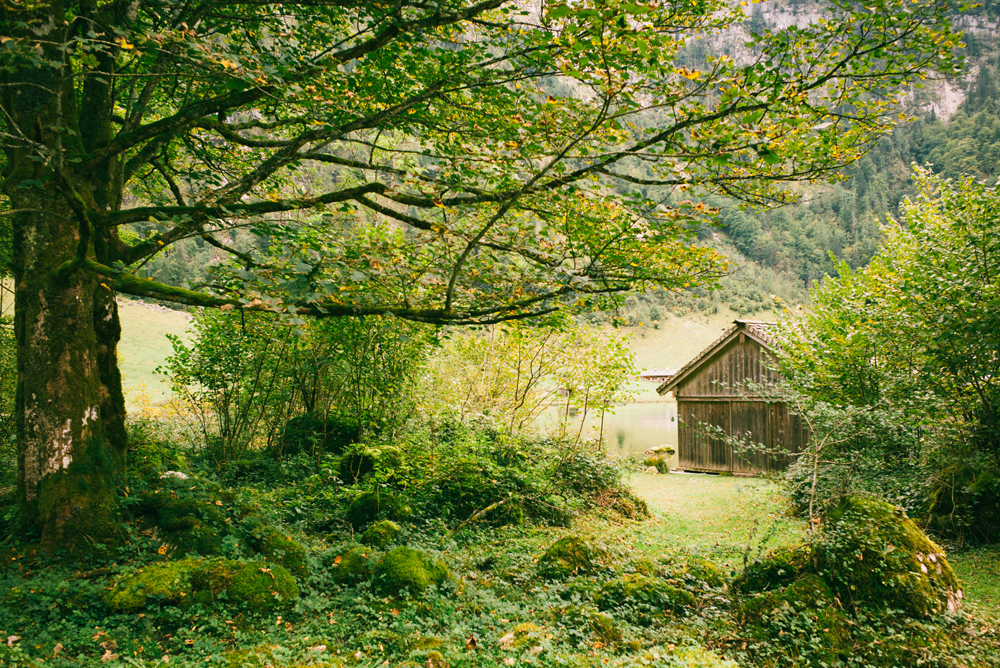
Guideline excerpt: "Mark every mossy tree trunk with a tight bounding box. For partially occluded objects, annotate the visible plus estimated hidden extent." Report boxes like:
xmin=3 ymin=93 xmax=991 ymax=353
xmin=3 ymin=1 xmax=128 ymax=552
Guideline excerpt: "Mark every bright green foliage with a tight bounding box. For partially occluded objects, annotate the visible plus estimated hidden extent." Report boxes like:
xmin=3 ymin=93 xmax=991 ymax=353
xmin=777 ymin=171 xmax=1000 ymax=539
xmin=425 ymin=320 xmax=635 ymax=440
xmin=162 ymin=312 xmax=429 ymax=466
xmin=537 ymin=536 xmax=607 ymax=579
xmin=360 ymin=520 xmax=402 ymax=548
xmin=104 ymin=557 xmax=298 ymax=613
xmin=371 ymin=547 xmax=453 ymax=598
xmin=162 ymin=311 xmax=298 ymax=464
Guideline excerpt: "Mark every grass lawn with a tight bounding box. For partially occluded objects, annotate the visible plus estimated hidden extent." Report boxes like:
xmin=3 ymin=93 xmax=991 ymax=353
xmin=117 ymin=299 xmax=191 ymax=405
xmin=582 ymin=472 xmax=807 ymax=577
xmin=949 ymin=545 xmax=1000 ymax=620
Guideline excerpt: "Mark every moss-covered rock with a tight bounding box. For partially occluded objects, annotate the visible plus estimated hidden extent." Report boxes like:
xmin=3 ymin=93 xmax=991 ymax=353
xmin=595 ymin=573 xmax=695 ymax=614
xmin=735 ymin=544 xmax=812 ymax=593
xmin=642 ymin=456 xmax=670 ymax=474
xmin=244 ymin=523 xmax=308 ymax=576
xmin=346 ymin=490 xmax=409 ymax=530
xmin=360 ymin=520 xmax=401 ymax=548
xmin=105 ymin=558 xmax=298 ymax=613
xmin=739 ymin=574 xmax=850 ymax=665
xmin=537 ymin=536 xmax=607 ymax=579
xmin=820 ymin=495 xmax=963 ymax=617
xmin=659 ymin=555 xmax=727 ymax=590
xmin=372 ymin=547 xmax=453 ymax=598
xmin=135 ymin=476 xmax=238 ymax=556
xmin=327 ymin=545 xmax=377 ymax=584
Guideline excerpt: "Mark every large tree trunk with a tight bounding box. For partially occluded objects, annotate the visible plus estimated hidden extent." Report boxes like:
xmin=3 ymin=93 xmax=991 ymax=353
xmin=14 ymin=203 xmax=125 ymax=553
xmin=3 ymin=2 xmax=128 ymax=553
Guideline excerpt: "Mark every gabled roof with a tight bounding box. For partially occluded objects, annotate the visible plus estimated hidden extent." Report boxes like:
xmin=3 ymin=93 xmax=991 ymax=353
xmin=656 ymin=320 xmax=778 ymax=396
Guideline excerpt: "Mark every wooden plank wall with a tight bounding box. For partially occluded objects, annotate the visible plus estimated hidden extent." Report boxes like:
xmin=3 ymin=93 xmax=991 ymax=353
xmin=674 ymin=334 xmax=807 ymax=473
xmin=673 ymin=335 xmax=783 ymax=400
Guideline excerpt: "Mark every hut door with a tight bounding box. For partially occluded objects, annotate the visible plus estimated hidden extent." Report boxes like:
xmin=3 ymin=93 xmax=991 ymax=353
xmin=678 ymin=401 xmax=731 ymax=472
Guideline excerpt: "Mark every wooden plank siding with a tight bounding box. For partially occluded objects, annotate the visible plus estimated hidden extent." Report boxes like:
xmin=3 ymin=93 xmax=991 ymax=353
xmin=672 ymin=335 xmax=782 ymax=400
xmin=659 ymin=321 xmax=807 ymax=474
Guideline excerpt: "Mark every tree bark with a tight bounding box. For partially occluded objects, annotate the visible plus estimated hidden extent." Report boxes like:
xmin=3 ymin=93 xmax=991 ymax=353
xmin=3 ymin=1 xmax=128 ymax=553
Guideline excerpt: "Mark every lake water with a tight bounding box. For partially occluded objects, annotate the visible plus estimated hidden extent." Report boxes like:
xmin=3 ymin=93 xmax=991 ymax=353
xmin=538 ymin=400 xmax=680 ymax=469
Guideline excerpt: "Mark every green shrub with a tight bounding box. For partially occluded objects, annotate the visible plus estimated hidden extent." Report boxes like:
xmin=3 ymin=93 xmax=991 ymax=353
xmin=555 ymin=453 xmax=622 ymax=498
xmin=279 ymin=412 xmax=358 ymax=457
xmin=421 ymin=460 xmax=527 ymax=526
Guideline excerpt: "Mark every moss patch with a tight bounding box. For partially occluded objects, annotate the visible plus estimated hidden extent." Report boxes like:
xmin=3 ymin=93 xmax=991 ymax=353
xmin=739 ymin=574 xmax=850 ymax=665
xmin=105 ymin=557 xmax=298 ymax=613
xmin=537 ymin=536 xmax=607 ymax=579
xmin=371 ymin=547 xmax=452 ymax=598
xmin=244 ymin=522 xmax=308 ymax=576
xmin=595 ymin=573 xmax=695 ymax=615
xmin=360 ymin=520 xmax=401 ymax=548
xmin=821 ymin=495 xmax=963 ymax=617
xmin=328 ymin=545 xmax=377 ymax=585
xmin=346 ymin=490 xmax=409 ymax=530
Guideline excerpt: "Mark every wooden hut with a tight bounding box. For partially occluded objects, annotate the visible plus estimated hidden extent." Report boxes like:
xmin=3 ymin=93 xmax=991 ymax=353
xmin=656 ymin=320 xmax=806 ymax=474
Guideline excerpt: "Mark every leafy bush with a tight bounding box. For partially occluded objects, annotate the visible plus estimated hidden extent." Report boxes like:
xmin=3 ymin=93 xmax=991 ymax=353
xmin=279 ymin=412 xmax=358 ymax=457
